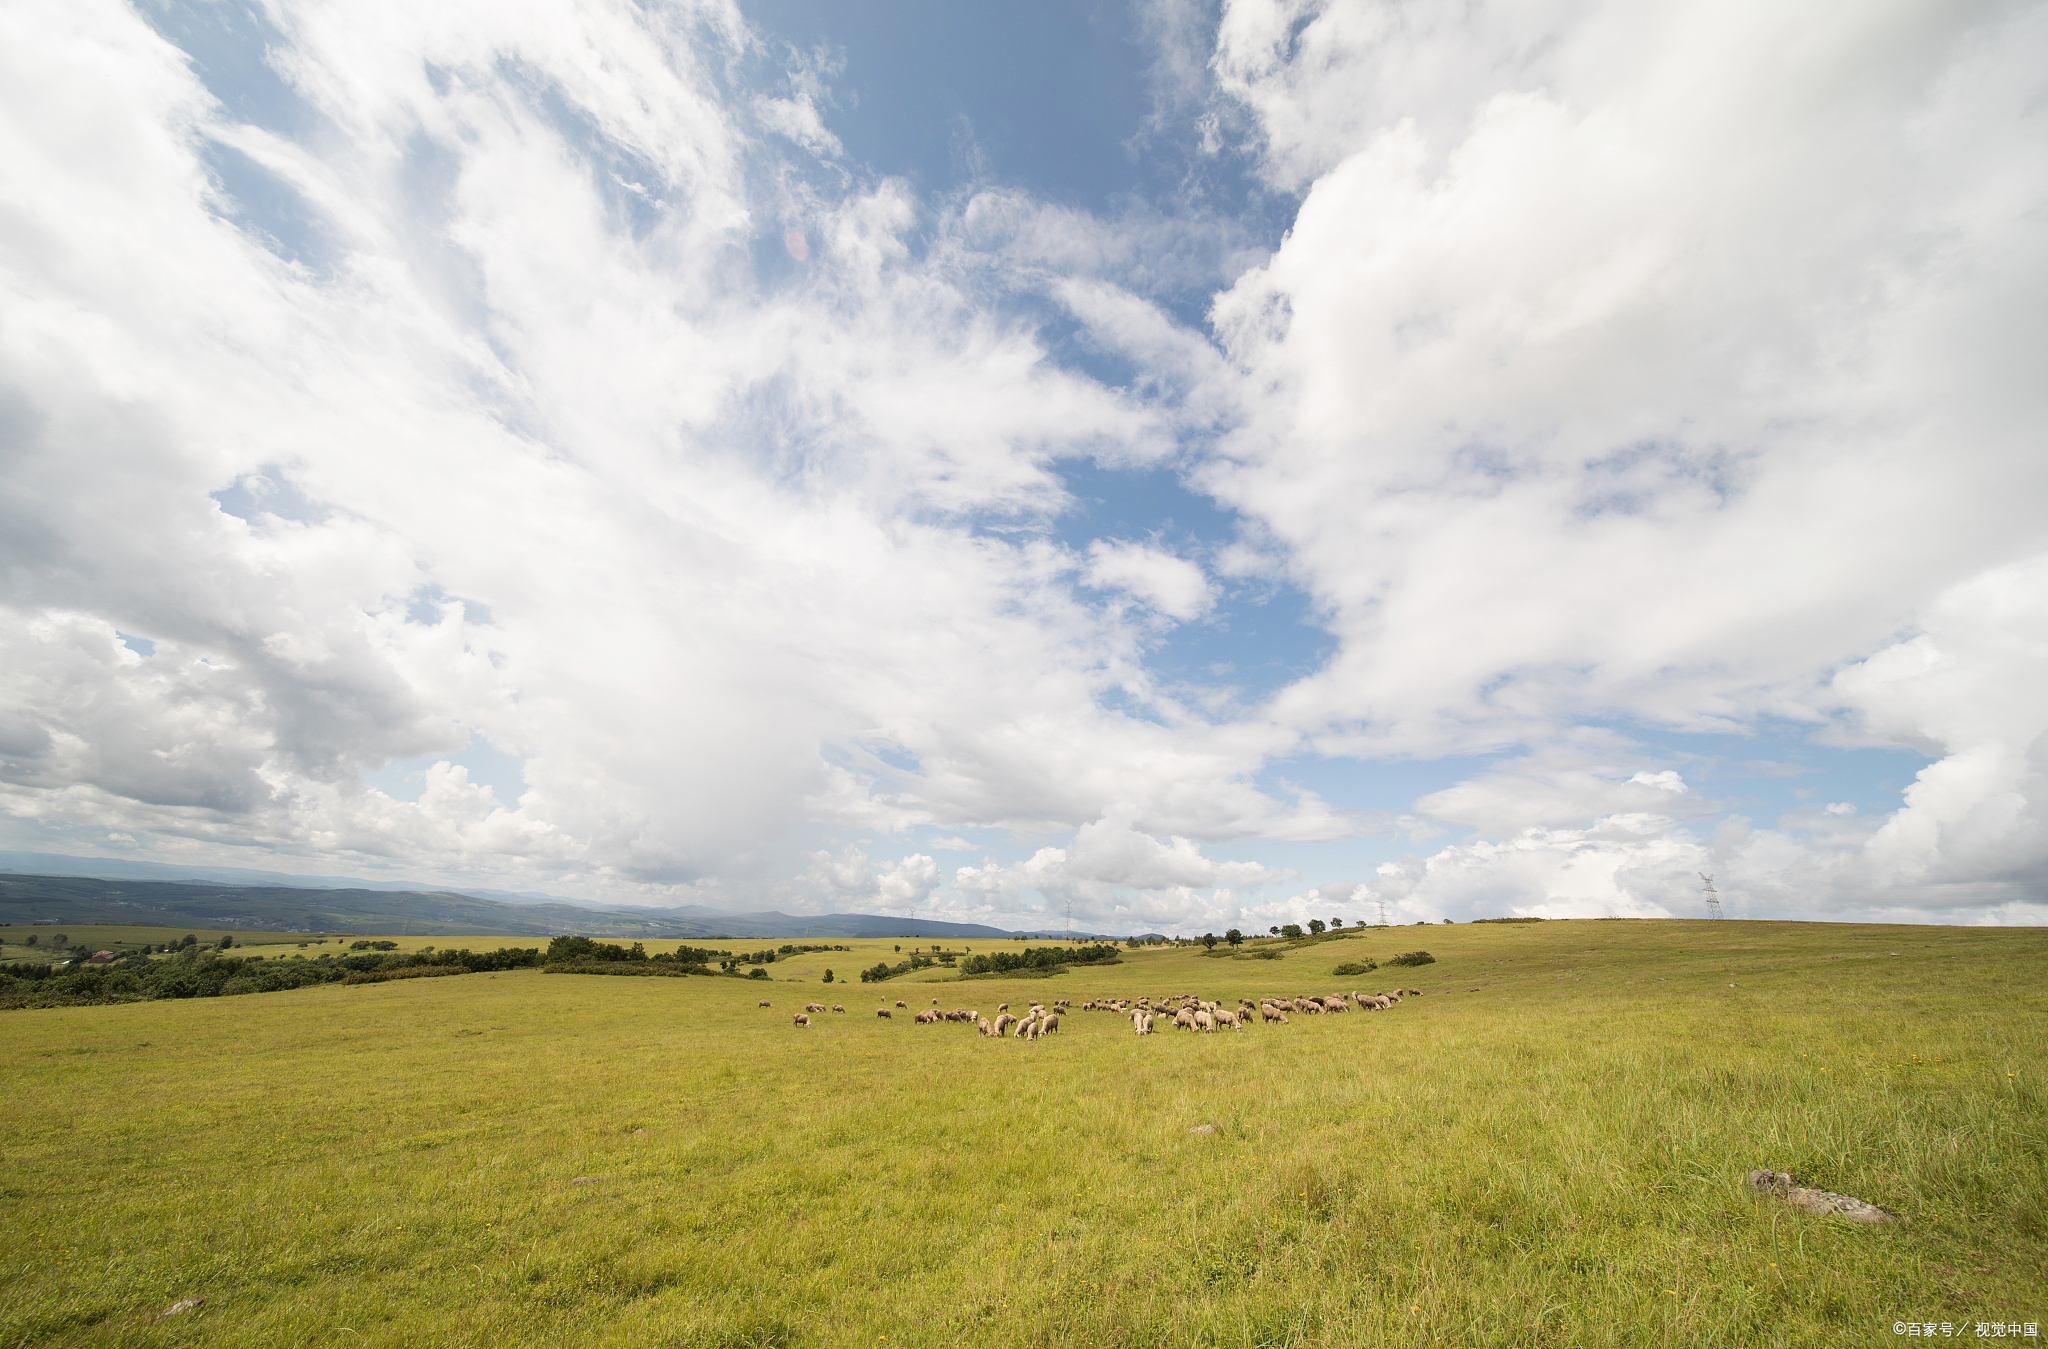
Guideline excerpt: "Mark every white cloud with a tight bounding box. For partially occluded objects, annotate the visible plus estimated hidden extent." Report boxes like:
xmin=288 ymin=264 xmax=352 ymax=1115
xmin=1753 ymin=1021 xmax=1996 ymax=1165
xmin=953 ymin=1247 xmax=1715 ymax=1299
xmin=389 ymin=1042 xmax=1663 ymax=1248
xmin=0 ymin=0 xmax=2041 ymax=927
xmin=1081 ymin=540 xmax=1215 ymax=621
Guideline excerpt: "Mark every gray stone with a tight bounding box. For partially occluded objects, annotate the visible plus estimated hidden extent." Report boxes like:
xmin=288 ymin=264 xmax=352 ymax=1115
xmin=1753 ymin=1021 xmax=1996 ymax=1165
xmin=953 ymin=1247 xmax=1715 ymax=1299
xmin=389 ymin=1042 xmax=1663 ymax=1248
xmin=1746 ymin=1169 xmax=1898 ymax=1224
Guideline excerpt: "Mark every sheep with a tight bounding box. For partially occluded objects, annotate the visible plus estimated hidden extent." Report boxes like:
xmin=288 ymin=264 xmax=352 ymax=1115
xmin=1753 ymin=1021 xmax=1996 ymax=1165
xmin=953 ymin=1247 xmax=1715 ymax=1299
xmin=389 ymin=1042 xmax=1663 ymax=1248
xmin=832 ymin=1003 xmax=846 ymax=1013
xmin=978 ymin=1017 xmax=993 ymax=1037
xmin=1040 ymin=1013 xmax=1060 ymax=1035
xmin=1406 ymin=988 xmax=1422 ymax=996
xmin=1260 ymin=1005 xmax=1289 ymax=1025
xmin=993 ymin=1013 xmax=1017 ymax=1037
xmin=1132 ymin=1011 xmax=1152 ymax=1035
xmin=793 ymin=1013 xmax=810 ymax=1027
xmin=997 ymin=1003 xmax=1008 ymax=1013
xmin=1320 ymin=997 xmax=1348 ymax=1013
xmin=895 ymin=1000 xmax=906 ymax=1009
xmin=805 ymin=1002 xmax=828 ymax=1013
xmin=876 ymin=1008 xmax=892 ymax=1018
xmin=1173 ymin=1008 xmax=1197 ymax=1032
xmin=1194 ymin=1009 xmax=1215 ymax=1032
xmin=758 ymin=1000 xmax=772 ymax=1008
xmin=1214 ymin=1009 xmax=1240 ymax=1031
xmin=931 ymin=997 xmax=939 ymax=1006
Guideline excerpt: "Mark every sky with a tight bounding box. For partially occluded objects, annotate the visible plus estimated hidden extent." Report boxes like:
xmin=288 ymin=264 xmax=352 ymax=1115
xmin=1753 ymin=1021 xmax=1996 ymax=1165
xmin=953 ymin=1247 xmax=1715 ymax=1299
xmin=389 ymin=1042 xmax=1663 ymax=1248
xmin=1 ymin=0 xmax=2044 ymax=932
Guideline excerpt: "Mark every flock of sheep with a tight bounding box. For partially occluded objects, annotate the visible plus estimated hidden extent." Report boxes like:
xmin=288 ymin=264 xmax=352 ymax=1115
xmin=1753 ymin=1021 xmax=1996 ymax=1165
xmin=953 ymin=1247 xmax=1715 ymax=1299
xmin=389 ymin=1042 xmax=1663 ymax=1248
xmin=769 ymin=986 xmax=1422 ymax=1035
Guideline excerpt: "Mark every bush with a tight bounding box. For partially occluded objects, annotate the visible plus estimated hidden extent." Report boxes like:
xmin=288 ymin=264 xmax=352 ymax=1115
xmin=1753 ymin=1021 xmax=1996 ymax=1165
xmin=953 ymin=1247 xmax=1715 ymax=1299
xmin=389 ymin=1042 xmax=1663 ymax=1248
xmin=821 ymin=969 xmax=834 ymax=983
xmin=747 ymin=968 xmax=769 ymax=980
xmin=1388 ymin=950 xmax=1435 ymax=966
xmin=1250 ymin=949 xmax=1283 ymax=960
xmin=1333 ymin=960 xmax=1377 ymax=976
xmin=1279 ymin=924 xmax=1304 ymax=939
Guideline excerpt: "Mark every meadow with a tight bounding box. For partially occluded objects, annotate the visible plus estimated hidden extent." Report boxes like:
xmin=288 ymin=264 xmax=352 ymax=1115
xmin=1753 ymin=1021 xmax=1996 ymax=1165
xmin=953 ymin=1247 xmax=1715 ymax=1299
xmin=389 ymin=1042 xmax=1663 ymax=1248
xmin=1 ymin=919 xmax=2042 ymax=1348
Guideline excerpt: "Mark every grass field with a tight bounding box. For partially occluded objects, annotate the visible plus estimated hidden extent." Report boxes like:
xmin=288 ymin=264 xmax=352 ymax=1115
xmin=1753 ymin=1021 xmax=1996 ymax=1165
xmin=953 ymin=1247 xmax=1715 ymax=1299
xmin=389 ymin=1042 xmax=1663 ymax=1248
xmin=0 ymin=927 xmax=335 ymax=966
xmin=2 ymin=918 xmax=2043 ymax=1348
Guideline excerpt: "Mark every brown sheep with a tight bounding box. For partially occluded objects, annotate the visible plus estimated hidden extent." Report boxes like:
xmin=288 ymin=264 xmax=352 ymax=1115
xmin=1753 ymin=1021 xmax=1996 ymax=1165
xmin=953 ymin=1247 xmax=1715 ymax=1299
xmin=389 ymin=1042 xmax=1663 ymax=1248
xmin=1406 ymin=988 xmax=1422 ymax=996
xmin=832 ymin=1003 xmax=846 ymax=1013
xmin=1320 ymin=997 xmax=1347 ymax=1013
xmin=876 ymin=1008 xmax=892 ymax=1018
xmin=758 ymin=1000 xmax=772 ymax=1008
xmin=895 ymin=1000 xmax=906 ymax=1008
xmin=805 ymin=1002 xmax=828 ymax=1013
xmin=793 ymin=1013 xmax=810 ymax=1027
xmin=997 ymin=1003 xmax=1008 ymax=1013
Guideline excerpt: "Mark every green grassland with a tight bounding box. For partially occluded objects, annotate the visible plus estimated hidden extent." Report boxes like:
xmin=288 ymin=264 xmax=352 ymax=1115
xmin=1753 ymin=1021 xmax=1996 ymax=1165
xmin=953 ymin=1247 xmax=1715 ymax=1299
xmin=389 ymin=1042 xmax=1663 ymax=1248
xmin=0 ymin=927 xmax=333 ymax=965
xmin=2 ymin=919 xmax=2043 ymax=1348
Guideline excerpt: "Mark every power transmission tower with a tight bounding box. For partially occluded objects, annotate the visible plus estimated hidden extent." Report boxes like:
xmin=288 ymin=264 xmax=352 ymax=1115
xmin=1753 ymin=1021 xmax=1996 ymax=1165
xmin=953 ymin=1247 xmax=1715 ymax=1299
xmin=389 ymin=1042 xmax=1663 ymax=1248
xmin=1699 ymin=872 xmax=1724 ymax=920
xmin=1376 ymin=898 xmax=1389 ymax=928
xmin=1064 ymin=898 xmax=1073 ymax=944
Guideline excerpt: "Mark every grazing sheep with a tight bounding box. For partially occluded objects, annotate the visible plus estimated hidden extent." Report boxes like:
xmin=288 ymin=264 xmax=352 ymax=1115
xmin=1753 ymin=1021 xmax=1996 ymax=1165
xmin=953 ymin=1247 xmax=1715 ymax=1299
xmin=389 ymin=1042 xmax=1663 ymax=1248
xmin=1321 ymin=997 xmax=1348 ymax=1013
xmin=1173 ymin=1008 xmax=1197 ymax=1031
xmin=832 ymin=1004 xmax=845 ymax=1013
xmin=994 ymin=1013 xmax=1017 ymax=1037
xmin=805 ymin=1002 xmax=828 ymax=1013
xmin=1041 ymin=1013 xmax=1060 ymax=1035
xmin=1406 ymin=988 xmax=1422 ymax=996
xmin=1195 ymin=1009 xmax=1216 ymax=1032
xmin=793 ymin=1013 xmax=810 ymax=1027
xmin=978 ymin=1017 xmax=993 ymax=1036
xmin=1132 ymin=1011 xmax=1151 ymax=1036
xmin=997 ymin=1003 xmax=1008 ymax=1013
xmin=876 ymin=1008 xmax=892 ymax=1018
xmin=758 ymin=1000 xmax=772 ymax=1008
xmin=1260 ymin=1005 xmax=1289 ymax=1025
xmin=932 ymin=998 xmax=939 ymax=1006
xmin=895 ymin=1000 xmax=906 ymax=1008
xmin=1214 ymin=1009 xmax=1240 ymax=1031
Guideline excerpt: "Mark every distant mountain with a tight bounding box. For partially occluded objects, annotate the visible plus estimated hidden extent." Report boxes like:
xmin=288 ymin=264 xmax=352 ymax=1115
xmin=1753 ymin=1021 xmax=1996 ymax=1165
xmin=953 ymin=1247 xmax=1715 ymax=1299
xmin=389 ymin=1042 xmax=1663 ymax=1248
xmin=0 ymin=850 xmax=595 ymax=907
xmin=0 ymin=871 xmax=1087 ymax=942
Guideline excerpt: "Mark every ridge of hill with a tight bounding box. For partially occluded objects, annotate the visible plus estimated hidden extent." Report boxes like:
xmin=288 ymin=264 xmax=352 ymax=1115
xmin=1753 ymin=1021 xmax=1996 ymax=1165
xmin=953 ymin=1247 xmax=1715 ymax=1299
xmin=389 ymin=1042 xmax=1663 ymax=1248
xmin=0 ymin=872 xmax=1043 ymax=940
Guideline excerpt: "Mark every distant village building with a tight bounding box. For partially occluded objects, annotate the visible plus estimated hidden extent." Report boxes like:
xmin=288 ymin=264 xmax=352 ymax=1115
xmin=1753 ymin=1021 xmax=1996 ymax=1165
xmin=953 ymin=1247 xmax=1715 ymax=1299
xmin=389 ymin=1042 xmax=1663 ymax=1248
xmin=87 ymin=950 xmax=117 ymax=964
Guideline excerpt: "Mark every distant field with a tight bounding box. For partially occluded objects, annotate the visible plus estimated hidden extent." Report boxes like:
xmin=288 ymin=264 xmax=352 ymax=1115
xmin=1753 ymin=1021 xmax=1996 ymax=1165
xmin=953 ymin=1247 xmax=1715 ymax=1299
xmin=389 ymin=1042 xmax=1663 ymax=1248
xmin=2 ymin=919 xmax=2042 ymax=1348
xmin=0 ymin=925 xmax=332 ymax=964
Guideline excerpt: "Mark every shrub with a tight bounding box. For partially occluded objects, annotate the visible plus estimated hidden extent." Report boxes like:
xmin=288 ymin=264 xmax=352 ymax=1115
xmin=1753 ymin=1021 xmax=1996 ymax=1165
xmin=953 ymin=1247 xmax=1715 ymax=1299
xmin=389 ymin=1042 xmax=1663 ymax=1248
xmin=1333 ymin=960 xmax=1377 ymax=976
xmin=1388 ymin=950 xmax=1435 ymax=966
xmin=747 ymin=968 xmax=769 ymax=980
xmin=822 ymin=969 xmax=834 ymax=983
xmin=1250 ymin=949 xmax=1283 ymax=960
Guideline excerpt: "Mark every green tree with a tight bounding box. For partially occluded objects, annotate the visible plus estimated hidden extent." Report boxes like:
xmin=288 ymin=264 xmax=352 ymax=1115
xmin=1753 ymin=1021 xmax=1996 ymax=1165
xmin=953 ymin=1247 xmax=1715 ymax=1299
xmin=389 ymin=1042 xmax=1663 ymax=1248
xmin=1280 ymin=924 xmax=1303 ymax=939
xmin=1330 ymin=917 xmax=1344 ymax=928
xmin=1268 ymin=926 xmax=1280 ymax=936
xmin=1308 ymin=919 xmax=1326 ymax=935
xmin=1201 ymin=933 xmax=1218 ymax=950
xmin=23 ymin=935 xmax=35 ymax=947
xmin=1225 ymin=928 xmax=1242 ymax=947
xmin=822 ymin=969 xmax=834 ymax=983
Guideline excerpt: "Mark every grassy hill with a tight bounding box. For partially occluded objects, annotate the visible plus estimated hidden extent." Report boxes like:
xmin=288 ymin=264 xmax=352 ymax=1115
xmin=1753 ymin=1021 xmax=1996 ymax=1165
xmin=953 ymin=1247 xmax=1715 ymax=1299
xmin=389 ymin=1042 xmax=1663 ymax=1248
xmin=2 ymin=917 xmax=2042 ymax=1347
xmin=0 ymin=872 xmax=1028 ymax=941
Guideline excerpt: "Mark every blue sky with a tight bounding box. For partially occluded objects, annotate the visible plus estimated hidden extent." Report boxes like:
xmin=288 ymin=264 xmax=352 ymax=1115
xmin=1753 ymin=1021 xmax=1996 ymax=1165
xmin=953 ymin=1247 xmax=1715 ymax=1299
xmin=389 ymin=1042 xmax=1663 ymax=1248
xmin=1 ymin=0 xmax=2042 ymax=928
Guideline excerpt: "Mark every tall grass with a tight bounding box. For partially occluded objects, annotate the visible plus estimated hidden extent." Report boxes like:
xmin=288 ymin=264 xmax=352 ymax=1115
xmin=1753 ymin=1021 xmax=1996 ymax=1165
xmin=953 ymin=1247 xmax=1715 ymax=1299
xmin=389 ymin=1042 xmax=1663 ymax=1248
xmin=2 ymin=919 xmax=2041 ymax=1347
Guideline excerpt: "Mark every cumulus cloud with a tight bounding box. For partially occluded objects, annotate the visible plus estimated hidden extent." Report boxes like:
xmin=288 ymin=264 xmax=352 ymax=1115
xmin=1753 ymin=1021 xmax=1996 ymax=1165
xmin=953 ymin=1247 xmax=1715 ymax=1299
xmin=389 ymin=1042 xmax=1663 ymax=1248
xmin=0 ymin=0 xmax=2040 ymax=927
xmin=1081 ymin=540 xmax=1215 ymax=621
